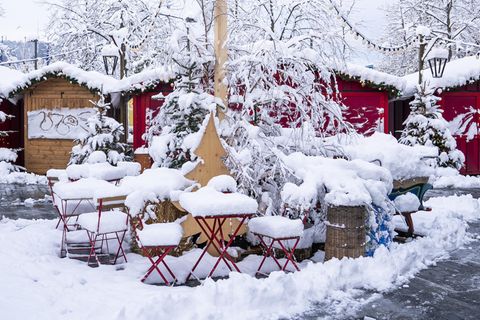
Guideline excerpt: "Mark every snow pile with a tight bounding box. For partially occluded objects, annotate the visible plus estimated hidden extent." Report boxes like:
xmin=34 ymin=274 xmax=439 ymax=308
xmin=117 ymin=161 xmax=141 ymax=177
xmin=87 ymin=151 xmax=107 ymax=164
xmin=280 ymin=152 xmax=392 ymax=207
xmin=206 ymin=175 xmax=238 ymax=193
xmin=0 ymin=193 xmax=478 ymax=319
xmin=248 ymin=216 xmax=304 ymax=238
xmin=118 ymin=66 xmax=175 ymax=93
xmin=0 ymin=66 xmax=28 ymax=99
xmin=0 ymin=172 xmax=47 ymax=185
xmin=179 ymin=186 xmax=258 ymax=217
xmin=403 ymin=55 xmax=480 ymax=96
xmin=341 ymin=133 xmax=437 ymax=181
xmin=341 ymin=63 xmax=404 ymax=92
xmin=122 ymin=168 xmax=194 ymax=217
xmin=432 ymin=167 xmax=480 ymax=188
xmin=77 ymin=210 xmax=128 ymax=234
xmin=66 ymin=163 xmax=127 ymax=181
xmin=393 ymin=193 xmax=420 ymax=212
xmin=137 ymin=223 xmax=183 ymax=246
xmin=53 ymin=178 xmax=120 ymax=200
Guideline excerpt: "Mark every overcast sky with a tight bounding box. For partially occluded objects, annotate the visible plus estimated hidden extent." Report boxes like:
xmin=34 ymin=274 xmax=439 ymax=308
xmin=0 ymin=0 xmax=390 ymax=64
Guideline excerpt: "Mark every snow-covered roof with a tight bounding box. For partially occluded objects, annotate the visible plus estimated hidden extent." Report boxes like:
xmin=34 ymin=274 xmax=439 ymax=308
xmin=117 ymin=66 xmax=175 ymax=93
xmin=340 ymin=63 xmax=405 ymax=94
xmin=0 ymin=66 xmax=29 ymax=101
xmin=403 ymin=55 xmax=480 ymax=97
xmin=1 ymin=62 xmax=119 ymax=98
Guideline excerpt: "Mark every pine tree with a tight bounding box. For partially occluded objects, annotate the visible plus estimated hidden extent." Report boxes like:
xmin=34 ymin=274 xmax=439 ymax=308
xmin=147 ymin=60 xmax=216 ymax=169
xmin=0 ymin=111 xmax=19 ymax=175
xmin=400 ymin=83 xmax=464 ymax=170
xmin=69 ymin=96 xmax=130 ymax=165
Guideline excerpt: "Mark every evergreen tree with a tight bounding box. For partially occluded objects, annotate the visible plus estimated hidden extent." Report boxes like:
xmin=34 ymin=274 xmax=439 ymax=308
xmin=400 ymin=83 xmax=464 ymax=169
xmin=69 ymin=96 xmax=130 ymax=165
xmin=147 ymin=60 xmax=216 ymax=169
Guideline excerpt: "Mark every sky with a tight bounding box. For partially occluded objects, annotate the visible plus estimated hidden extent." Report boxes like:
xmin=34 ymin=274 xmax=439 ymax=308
xmin=0 ymin=0 xmax=390 ymax=64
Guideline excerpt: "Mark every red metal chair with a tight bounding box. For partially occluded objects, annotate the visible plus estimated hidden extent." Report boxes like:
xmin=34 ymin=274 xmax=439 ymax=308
xmin=77 ymin=195 xmax=129 ymax=267
xmin=133 ymin=220 xmax=182 ymax=285
xmin=248 ymin=216 xmax=303 ymax=275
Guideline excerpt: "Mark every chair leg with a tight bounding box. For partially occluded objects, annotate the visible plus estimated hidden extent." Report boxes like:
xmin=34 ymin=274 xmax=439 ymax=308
xmin=113 ymin=231 xmax=127 ymax=264
xmin=86 ymin=232 xmax=100 ymax=267
xmin=278 ymin=238 xmax=300 ymax=272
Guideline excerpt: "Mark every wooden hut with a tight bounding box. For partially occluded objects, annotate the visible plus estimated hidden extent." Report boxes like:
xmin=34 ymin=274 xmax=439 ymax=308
xmin=394 ymin=56 xmax=480 ymax=175
xmin=336 ymin=64 xmax=403 ymax=135
xmin=2 ymin=62 xmax=119 ymax=174
xmin=120 ymin=68 xmax=175 ymax=150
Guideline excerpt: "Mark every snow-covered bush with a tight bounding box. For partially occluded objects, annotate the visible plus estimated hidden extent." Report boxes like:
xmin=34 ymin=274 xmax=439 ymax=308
xmin=69 ymin=96 xmax=130 ymax=165
xmin=400 ymin=83 xmax=464 ymax=170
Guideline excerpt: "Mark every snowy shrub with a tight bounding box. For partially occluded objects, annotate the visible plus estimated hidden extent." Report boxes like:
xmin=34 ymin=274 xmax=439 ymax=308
xmin=400 ymin=84 xmax=464 ymax=170
xmin=69 ymin=96 xmax=130 ymax=165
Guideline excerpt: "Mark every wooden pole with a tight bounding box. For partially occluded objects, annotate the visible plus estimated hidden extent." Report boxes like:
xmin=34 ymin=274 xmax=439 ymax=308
xmin=214 ymin=0 xmax=228 ymax=118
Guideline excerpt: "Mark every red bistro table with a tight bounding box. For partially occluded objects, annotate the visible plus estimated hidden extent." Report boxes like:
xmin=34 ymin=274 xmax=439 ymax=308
xmin=187 ymin=213 xmax=254 ymax=281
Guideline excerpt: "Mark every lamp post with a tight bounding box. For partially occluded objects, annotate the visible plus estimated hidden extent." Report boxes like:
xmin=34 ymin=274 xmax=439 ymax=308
xmin=101 ymin=43 xmax=119 ymax=76
xmin=417 ymin=29 xmax=449 ymax=84
xmin=214 ymin=0 xmax=228 ymax=119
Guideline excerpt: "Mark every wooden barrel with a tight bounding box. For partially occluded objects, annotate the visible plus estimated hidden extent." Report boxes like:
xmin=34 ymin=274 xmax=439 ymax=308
xmin=325 ymin=205 xmax=366 ymax=261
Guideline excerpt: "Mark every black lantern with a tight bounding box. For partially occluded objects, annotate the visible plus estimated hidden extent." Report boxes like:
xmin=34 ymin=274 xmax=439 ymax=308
xmin=101 ymin=44 xmax=119 ymax=76
xmin=427 ymin=47 xmax=448 ymax=78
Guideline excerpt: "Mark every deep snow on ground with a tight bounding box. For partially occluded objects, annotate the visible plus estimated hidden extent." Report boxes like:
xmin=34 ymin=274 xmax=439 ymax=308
xmin=0 ymin=194 xmax=479 ymax=320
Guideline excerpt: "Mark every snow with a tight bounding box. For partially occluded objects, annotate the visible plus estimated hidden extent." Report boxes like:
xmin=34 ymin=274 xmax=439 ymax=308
xmin=122 ymin=168 xmax=194 ymax=217
xmin=46 ymin=169 xmax=68 ymax=181
xmin=280 ymin=152 xmax=392 ymax=207
xmin=118 ymin=66 xmax=175 ymax=93
xmin=137 ymin=223 xmax=183 ymax=247
xmin=66 ymin=163 xmax=127 ymax=181
xmin=432 ymin=168 xmax=480 ymax=188
xmin=341 ymin=63 xmax=405 ymax=92
xmin=206 ymin=175 xmax=238 ymax=193
xmin=393 ymin=193 xmax=421 ymax=212
xmin=0 ymin=66 xmax=28 ymax=100
xmin=87 ymin=151 xmax=107 ymax=164
xmin=0 ymin=193 xmax=478 ymax=319
xmin=248 ymin=216 xmax=304 ymax=238
xmin=415 ymin=25 xmax=432 ymax=37
xmin=101 ymin=44 xmax=119 ymax=57
xmin=0 ymin=148 xmax=17 ymax=162
xmin=403 ymin=55 xmax=480 ymax=96
xmin=340 ymin=133 xmax=437 ymax=181
xmin=426 ymin=47 xmax=449 ymax=60
xmin=116 ymin=161 xmax=141 ymax=177
xmin=178 ymin=186 xmax=259 ymax=217
xmin=77 ymin=210 xmax=128 ymax=234
xmin=0 ymin=171 xmax=47 ymax=185
xmin=52 ymin=178 xmax=120 ymax=200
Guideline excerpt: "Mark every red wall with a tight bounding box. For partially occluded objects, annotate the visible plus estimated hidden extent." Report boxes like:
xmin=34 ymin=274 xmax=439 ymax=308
xmin=439 ymin=92 xmax=480 ymax=175
xmin=132 ymin=83 xmax=173 ymax=149
xmin=337 ymin=78 xmax=389 ymax=135
xmin=0 ymin=99 xmax=24 ymax=165
xmin=132 ymin=78 xmax=390 ymax=149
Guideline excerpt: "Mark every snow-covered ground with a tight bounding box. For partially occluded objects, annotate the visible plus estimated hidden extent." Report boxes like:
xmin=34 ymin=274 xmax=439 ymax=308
xmin=0 ymin=194 xmax=479 ymax=320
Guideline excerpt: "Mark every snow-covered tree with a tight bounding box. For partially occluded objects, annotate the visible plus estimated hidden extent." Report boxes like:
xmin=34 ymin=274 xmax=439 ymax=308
xmin=222 ymin=0 xmax=352 ymax=216
xmin=46 ymin=0 xmax=173 ymax=73
xmin=400 ymin=83 xmax=464 ymax=169
xmin=147 ymin=15 xmax=218 ymax=169
xmin=70 ymin=96 xmax=130 ymax=165
xmin=380 ymin=0 xmax=480 ymax=75
xmin=0 ymin=110 xmax=20 ymax=175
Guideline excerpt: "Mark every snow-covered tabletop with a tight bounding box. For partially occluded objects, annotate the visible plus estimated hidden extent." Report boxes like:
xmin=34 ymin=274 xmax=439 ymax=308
xmin=66 ymin=162 xmax=127 ymax=181
xmin=137 ymin=223 xmax=183 ymax=247
xmin=248 ymin=216 xmax=304 ymax=238
xmin=52 ymin=178 xmax=127 ymax=200
xmin=178 ymin=186 xmax=258 ymax=217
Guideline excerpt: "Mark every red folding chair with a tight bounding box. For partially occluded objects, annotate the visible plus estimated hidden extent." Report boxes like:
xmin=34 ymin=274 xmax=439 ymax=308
xmin=77 ymin=195 xmax=129 ymax=267
xmin=248 ymin=216 xmax=303 ymax=275
xmin=133 ymin=221 xmax=182 ymax=285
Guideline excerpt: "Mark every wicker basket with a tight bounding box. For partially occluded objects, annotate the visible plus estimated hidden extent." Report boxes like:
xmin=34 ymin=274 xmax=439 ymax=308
xmin=324 ymin=205 xmax=366 ymax=261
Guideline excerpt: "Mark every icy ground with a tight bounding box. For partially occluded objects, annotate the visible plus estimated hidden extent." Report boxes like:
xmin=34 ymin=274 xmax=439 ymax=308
xmin=0 ymin=186 xmax=479 ymax=320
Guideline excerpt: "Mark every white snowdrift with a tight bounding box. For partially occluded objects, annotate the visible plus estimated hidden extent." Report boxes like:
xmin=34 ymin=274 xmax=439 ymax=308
xmin=0 ymin=194 xmax=478 ymax=320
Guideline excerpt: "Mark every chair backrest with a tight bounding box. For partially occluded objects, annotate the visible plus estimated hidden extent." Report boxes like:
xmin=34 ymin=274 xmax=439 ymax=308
xmin=96 ymin=195 xmax=127 ymax=212
xmin=47 ymin=176 xmax=60 ymax=202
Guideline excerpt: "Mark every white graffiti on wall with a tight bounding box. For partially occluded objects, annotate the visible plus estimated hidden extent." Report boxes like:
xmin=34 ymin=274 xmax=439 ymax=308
xmin=28 ymin=108 xmax=95 ymax=140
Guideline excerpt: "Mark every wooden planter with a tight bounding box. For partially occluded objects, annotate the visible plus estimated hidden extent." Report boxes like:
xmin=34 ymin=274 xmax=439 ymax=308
xmin=133 ymin=152 xmax=152 ymax=173
xmin=324 ymin=205 xmax=366 ymax=261
xmin=130 ymin=200 xmax=193 ymax=257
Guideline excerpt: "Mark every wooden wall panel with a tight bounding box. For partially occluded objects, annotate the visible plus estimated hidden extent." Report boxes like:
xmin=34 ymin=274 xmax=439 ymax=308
xmin=24 ymin=78 xmax=97 ymax=174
